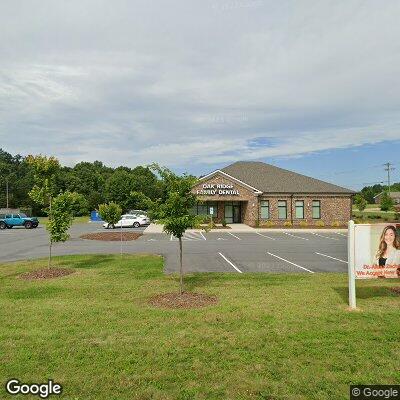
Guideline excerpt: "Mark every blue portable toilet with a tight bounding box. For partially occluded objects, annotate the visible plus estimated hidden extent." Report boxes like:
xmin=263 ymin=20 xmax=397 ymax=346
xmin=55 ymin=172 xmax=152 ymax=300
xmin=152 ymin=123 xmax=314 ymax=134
xmin=90 ymin=211 xmax=103 ymax=222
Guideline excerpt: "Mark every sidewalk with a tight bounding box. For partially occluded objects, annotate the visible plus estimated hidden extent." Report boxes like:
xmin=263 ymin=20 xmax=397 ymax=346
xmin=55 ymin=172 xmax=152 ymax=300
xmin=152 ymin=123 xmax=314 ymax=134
xmin=143 ymin=223 xmax=347 ymax=234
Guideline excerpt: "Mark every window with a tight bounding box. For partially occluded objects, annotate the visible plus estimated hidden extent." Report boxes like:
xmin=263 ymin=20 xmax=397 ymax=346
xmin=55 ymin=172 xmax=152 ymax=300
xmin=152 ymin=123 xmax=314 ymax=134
xmin=312 ymin=200 xmax=321 ymax=219
xmin=191 ymin=202 xmax=218 ymax=217
xmin=278 ymin=200 xmax=287 ymax=219
xmin=207 ymin=203 xmax=218 ymax=217
xmin=295 ymin=200 xmax=304 ymax=219
xmin=197 ymin=204 xmax=208 ymax=215
xmin=260 ymin=200 xmax=269 ymax=219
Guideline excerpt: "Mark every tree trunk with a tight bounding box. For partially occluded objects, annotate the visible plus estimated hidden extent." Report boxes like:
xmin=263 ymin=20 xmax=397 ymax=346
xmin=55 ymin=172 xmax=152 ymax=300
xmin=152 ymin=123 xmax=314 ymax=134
xmin=179 ymin=236 xmax=183 ymax=295
xmin=48 ymin=196 xmax=52 ymax=268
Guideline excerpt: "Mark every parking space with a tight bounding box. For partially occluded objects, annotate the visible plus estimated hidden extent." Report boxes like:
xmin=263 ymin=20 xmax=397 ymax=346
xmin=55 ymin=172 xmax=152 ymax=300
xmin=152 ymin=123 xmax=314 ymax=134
xmin=0 ymin=224 xmax=348 ymax=274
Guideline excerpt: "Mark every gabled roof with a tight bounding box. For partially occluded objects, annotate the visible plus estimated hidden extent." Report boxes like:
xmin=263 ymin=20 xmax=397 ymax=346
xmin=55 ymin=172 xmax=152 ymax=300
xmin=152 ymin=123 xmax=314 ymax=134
xmin=215 ymin=161 xmax=355 ymax=194
xmin=374 ymin=191 xmax=400 ymax=198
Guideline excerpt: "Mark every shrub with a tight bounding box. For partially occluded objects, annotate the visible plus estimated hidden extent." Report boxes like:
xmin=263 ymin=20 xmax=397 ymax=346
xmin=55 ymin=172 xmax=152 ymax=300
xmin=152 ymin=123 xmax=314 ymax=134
xmin=98 ymin=202 xmax=122 ymax=227
xmin=354 ymin=194 xmax=367 ymax=212
xmin=315 ymin=220 xmax=325 ymax=227
xmin=331 ymin=220 xmax=341 ymax=227
xmin=283 ymin=221 xmax=292 ymax=227
xmin=299 ymin=221 xmax=308 ymax=228
xmin=262 ymin=221 xmax=275 ymax=228
xmin=380 ymin=192 xmax=394 ymax=212
xmin=221 ymin=218 xmax=227 ymax=227
xmin=394 ymin=213 xmax=400 ymax=221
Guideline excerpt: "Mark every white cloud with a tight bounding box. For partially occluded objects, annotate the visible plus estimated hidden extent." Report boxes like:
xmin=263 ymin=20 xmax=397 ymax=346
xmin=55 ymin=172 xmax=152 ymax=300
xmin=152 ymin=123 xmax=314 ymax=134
xmin=0 ymin=0 xmax=399 ymax=170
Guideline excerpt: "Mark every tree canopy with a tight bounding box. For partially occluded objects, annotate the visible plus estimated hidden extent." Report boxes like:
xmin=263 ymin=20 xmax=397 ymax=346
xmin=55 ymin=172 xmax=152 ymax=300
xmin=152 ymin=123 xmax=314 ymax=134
xmin=0 ymin=148 xmax=164 ymax=215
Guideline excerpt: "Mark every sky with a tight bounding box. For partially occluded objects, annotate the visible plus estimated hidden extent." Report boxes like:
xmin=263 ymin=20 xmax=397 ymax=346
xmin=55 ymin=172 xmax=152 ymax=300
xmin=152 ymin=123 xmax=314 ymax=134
xmin=0 ymin=0 xmax=399 ymax=190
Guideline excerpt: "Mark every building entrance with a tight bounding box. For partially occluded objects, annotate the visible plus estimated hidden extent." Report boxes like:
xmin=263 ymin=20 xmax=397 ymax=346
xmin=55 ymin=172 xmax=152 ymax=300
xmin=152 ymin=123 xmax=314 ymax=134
xmin=224 ymin=201 xmax=241 ymax=223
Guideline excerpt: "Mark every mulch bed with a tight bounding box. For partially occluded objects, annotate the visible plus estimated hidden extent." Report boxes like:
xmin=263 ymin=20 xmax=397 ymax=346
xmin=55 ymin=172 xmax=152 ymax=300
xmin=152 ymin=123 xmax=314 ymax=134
xmin=148 ymin=292 xmax=218 ymax=309
xmin=20 ymin=267 xmax=75 ymax=280
xmin=389 ymin=287 xmax=400 ymax=295
xmin=80 ymin=232 xmax=142 ymax=241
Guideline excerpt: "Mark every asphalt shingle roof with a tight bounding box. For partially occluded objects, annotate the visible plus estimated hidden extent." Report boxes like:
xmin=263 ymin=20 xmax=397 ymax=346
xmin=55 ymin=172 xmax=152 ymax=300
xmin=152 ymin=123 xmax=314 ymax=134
xmin=220 ymin=161 xmax=355 ymax=194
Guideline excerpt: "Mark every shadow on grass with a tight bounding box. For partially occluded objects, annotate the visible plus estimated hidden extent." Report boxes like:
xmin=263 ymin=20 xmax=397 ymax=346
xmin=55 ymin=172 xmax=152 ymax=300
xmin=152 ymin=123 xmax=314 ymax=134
xmin=4 ymin=286 xmax=66 ymax=300
xmin=180 ymin=272 xmax=308 ymax=292
xmin=334 ymin=285 xmax=398 ymax=304
xmin=55 ymin=254 xmax=116 ymax=269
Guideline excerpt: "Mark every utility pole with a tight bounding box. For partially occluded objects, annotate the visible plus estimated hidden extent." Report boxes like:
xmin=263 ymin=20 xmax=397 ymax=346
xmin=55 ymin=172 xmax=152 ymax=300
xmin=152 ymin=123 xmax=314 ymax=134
xmin=383 ymin=162 xmax=395 ymax=195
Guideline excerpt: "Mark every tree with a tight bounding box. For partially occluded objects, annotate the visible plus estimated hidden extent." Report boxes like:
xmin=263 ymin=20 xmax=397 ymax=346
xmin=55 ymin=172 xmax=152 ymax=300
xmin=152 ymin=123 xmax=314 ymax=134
xmin=354 ymin=194 xmax=367 ymax=212
xmin=68 ymin=192 xmax=89 ymax=216
xmin=47 ymin=192 xmax=75 ymax=244
xmin=149 ymin=165 xmax=200 ymax=294
xmin=129 ymin=191 xmax=152 ymax=211
xmin=27 ymin=155 xmax=61 ymax=267
xmin=98 ymin=202 xmax=122 ymax=228
xmin=104 ymin=170 xmax=135 ymax=210
xmin=380 ymin=192 xmax=394 ymax=212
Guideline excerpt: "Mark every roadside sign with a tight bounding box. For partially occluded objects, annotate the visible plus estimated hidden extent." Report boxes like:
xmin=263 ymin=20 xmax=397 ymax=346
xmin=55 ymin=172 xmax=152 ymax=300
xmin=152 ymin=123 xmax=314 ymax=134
xmin=348 ymin=221 xmax=400 ymax=309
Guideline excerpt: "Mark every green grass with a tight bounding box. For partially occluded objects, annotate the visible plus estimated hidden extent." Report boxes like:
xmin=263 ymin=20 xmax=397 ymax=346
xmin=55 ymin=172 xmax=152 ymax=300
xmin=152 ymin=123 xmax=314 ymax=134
xmin=37 ymin=215 xmax=90 ymax=224
xmin=0 ymin=255 xmax=399 ymax=399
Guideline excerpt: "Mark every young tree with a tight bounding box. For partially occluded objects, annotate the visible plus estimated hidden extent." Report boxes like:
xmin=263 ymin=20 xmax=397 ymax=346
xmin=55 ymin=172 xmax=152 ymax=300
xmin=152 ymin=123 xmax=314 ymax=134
xmin=98 ymin=202 xmax=122 ymax=228
xmin=47 ymin=192 xmax=75 ymax=246
xmin=149 ymin=165 xmax=200 ymax=294
xmin=354 ymin=194 xmax=367 ymax=212
xmin=380 ymin=192 xmax=394 ymax=212
xmin=27 ymin=155 xmax=61 ymax=267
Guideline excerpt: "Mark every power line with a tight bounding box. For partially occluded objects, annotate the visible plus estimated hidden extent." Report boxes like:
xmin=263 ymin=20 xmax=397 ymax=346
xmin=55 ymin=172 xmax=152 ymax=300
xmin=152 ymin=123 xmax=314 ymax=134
xmin=383 ymin=162 xmax=396 ymax=195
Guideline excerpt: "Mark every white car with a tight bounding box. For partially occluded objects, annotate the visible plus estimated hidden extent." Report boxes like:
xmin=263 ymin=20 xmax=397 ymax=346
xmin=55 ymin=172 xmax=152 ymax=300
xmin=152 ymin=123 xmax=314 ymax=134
xmin=103 ymin=214 xmax=150 ymax=229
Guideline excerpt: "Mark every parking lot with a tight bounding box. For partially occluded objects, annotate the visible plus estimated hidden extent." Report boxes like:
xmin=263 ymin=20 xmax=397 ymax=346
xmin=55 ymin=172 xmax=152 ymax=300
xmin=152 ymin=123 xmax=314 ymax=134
xmin=0 ymin=223 xmax=348 ymax=274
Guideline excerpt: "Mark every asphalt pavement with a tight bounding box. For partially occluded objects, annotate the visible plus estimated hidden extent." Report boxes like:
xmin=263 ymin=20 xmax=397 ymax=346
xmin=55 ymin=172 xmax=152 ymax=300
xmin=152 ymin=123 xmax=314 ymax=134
xmin=0 ymin=223 xmax=348 ymax=274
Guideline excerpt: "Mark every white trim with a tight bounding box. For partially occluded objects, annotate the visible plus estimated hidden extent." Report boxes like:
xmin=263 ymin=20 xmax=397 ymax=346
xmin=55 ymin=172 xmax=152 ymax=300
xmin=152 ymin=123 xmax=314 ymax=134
xmin=198 ymin=170 xmax=263 ymax=194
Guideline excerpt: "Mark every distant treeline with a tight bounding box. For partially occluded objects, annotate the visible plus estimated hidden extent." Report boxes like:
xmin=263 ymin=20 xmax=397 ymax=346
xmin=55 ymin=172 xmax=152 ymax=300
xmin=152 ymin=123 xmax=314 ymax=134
xmin=360 ymin=183 xmax=400 ymax=203
xmin=0 ymin=148 xmax=169 ymax=215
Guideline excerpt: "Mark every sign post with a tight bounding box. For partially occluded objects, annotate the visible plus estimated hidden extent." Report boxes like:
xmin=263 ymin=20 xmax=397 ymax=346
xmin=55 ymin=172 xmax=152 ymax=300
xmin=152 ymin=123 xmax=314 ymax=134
xmin=347 ymin=220 xmax=356 ymax=309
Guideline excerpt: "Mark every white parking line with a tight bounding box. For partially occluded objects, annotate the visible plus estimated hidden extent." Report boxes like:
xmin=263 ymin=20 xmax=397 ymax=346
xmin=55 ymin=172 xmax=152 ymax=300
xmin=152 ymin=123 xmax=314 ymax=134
xmin=315 ymin=252 xmax=347 ymax=263
xmin=267 ymin=252 xmax=314 ymax=273
xmin=310 ymin=232 xmax=339 ymax=241
xmin=227 ymin=232 xmax=242 ymax=240
xmin=218 ymin=252 xmax=242 ymax=273
xmin=256 ymin=232 xmax=276 ymax=240
xmin=284 ymin=232 xmax=309 ymax=240
xmin=199 ymin=231 xmax=206 ymax=241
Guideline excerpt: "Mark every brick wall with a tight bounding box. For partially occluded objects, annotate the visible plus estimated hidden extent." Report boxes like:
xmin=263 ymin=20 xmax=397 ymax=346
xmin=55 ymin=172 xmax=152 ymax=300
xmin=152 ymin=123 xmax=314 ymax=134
xmin=192 ymin=173 xmax=353 ymax=227
xmin=258 ymin=195 xmax=352 ymax=227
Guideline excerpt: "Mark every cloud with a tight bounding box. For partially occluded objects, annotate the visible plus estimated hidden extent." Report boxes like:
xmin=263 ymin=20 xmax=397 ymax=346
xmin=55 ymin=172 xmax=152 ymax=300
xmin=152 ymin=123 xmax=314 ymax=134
xmin=0 ymin=0 xmax=399 ymax=171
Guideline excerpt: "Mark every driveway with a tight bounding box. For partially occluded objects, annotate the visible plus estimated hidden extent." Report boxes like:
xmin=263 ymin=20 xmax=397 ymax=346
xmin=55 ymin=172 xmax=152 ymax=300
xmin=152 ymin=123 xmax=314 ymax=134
xmin=0 ymin=223 xmax=348 ymax=274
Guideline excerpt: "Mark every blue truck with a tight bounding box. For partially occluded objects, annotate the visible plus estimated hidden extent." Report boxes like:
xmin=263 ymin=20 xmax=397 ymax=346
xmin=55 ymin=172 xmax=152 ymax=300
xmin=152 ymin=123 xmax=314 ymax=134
xmin=0 ymin=213 xmax=39 ymax=229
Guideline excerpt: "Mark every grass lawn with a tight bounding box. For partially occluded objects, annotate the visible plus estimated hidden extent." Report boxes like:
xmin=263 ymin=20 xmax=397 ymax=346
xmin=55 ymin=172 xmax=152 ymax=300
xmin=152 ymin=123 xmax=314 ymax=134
xmin=37 ymin=215 xmax=90 ymax=224
xmin=0 ymin=255 xmax=399 ymax=400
